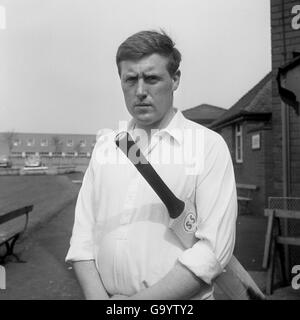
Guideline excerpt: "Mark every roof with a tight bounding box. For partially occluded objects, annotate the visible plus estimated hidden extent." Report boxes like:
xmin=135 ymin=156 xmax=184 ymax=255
xmin=210 ymin=72 xmax=272 ymax=129
xmin=182 ymin=104 xmax=226 ymax=125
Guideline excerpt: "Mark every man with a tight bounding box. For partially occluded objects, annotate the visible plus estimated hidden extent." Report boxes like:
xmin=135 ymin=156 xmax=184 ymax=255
xmin=66 ymin=30 xmax=237 ymax=300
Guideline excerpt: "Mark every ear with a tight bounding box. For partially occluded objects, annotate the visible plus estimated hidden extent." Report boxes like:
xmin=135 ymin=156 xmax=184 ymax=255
xmin=172 ymin=70 xmax=181 ymax=91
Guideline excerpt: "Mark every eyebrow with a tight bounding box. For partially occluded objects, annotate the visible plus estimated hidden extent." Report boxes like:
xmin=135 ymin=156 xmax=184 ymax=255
xmin=123 ymin=70 xmax=162 ymax=78
xmin=123 ymin=63 xmax=163 ymax=75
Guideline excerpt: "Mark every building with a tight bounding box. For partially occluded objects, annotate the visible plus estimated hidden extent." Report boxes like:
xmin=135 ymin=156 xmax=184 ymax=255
xmin=210 ymin=73 xmax=272 ymax=216
xmin=271 ymin=0 xmax=300 ymax=199
xmin=0 ymin=132 xmax=96 ymax=154
xmin=205 ymin=1 xmax=300 ymax=217
xmin=268 ymin=0 xmax=300 ymax=274
xmin=0 ymin=132 xmax=96 ymax=170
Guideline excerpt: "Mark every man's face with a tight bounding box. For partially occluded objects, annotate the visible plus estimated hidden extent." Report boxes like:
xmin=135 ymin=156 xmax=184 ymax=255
xmin=119 ymin=53 xmax=180 ymax=129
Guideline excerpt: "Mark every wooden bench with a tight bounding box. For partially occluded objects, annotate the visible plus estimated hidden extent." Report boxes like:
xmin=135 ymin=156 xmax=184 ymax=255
xmin=262 ymin=209 xmax=300 ymax=295
xmin=236 ymin=183 xmax=258 ymax=215
xmin=0 ymin=205 xmax=33 ymax=264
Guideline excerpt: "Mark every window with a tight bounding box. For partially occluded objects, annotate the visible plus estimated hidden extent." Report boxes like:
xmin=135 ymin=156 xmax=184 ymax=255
xmin=13 ymin=139 xmax=21 ymax=147
xmin=235 ymin=124 xmax=243 ymax=163
xmin=27 ymin=138 xmax=35 ymax=147
xmin=67 ymin=139 xmax=73 ymax=147
xmin=40 ymin=139 xmax=48 ymax=147
xmin=79 ymin=140 xmax=86 ymax=147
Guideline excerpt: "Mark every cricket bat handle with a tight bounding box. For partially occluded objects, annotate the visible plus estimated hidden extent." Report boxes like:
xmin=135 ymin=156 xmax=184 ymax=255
xmin=115 ymin=132 xmax=198 ymax=248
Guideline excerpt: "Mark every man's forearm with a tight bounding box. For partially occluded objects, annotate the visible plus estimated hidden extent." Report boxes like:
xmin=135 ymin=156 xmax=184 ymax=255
xmin=72 ymin=260 xmax=109 ymax=300
xmin=129 ymin=261 xmax=210 ymax=300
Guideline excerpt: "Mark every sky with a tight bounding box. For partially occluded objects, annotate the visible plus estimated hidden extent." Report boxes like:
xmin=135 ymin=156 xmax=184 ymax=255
xmin=0 ymin=0 xmax=271 ymax=135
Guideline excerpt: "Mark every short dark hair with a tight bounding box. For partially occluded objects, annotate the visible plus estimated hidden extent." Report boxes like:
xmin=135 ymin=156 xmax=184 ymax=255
xmin=116 ymin=30 xmax=181 ymax=77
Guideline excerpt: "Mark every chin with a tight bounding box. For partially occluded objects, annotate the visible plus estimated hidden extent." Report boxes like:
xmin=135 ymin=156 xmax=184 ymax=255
xmin=137 ymin=118 xmax=162 ymax=129
xmin=134 ymin=112 xmax=155 ymax=123
xmin=135 ymin=118 xmax=155 ymax=127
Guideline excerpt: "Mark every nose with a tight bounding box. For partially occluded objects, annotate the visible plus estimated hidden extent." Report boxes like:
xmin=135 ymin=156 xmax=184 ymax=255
xmin=136 ymin=79 xmax=147 ymax=100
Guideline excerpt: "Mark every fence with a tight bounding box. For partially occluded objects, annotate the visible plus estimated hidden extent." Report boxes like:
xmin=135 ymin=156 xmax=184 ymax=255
xmin=268 ymin=197 xmax=300 ymax=278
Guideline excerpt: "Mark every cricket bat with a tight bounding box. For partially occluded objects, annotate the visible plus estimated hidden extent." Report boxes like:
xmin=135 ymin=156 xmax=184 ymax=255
xmin=115 ymin=132 xmax=265 ymax=300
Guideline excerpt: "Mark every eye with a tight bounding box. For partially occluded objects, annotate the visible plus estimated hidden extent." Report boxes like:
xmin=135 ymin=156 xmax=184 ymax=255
xmin=125 ymin=77 xmax=137 ymax=83
xmin=145 ymin=76 xmax=159 ymax=84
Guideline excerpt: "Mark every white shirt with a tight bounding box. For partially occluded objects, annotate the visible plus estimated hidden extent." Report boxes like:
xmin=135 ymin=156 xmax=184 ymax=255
xmin=66 ymin=110 xmax=237 ymax=299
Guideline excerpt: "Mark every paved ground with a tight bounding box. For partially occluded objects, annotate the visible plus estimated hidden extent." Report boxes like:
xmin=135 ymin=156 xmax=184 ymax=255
xmin=0 ymin=200 xmax=83 ymax=299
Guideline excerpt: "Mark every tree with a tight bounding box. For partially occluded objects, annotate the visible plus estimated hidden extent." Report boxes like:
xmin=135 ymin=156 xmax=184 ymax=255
xmin=73 ymin=141 xmax=82 ymax=155
xmin=51 ymin=135 xmax=63 ymax=166
xmin=51 ymin=135 xmax=63 ymax=153
xmin=1 ymin=131 xmax=16 ymax=156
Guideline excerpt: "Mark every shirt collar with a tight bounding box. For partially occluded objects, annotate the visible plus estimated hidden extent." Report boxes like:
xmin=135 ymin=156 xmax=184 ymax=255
xmin=159 ymin=109 xmax=186 ymax=145
xmin=114 ymin=109 xmax=186 ymax=145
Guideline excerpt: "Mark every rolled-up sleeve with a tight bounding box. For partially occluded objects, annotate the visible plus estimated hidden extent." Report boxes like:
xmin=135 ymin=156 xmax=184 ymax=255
xmin=65 ymin=157 xmax=96 ymax=263
xmin=178 ymin=134 xmax=237 ymax=284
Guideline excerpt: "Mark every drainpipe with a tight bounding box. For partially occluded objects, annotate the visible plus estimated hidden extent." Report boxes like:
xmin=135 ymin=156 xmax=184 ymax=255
xmin=281 ymin=0 xmax=290 ymax=198
xmin=281 ymin=82 xmax=290 ymax=199
xmin=280 ymin=0 xmax=290 ymax=281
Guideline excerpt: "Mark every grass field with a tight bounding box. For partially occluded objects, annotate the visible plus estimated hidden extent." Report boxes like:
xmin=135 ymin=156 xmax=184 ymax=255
xmin=0 ymin=173 xmax=82 ymax=238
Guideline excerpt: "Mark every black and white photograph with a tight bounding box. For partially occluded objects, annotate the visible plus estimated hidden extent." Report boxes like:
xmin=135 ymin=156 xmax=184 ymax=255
xmin=0 ymin=0 xmax=300 ymax=303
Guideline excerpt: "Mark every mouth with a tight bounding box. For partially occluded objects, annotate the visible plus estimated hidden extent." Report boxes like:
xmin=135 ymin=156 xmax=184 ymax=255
xmin=134 ymin=104 xmax=153 ymax=113
xmin=134 ymin=104 xmax=152 ymax=107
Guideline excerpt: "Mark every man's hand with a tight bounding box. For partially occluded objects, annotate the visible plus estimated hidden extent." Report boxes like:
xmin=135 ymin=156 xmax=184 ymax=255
xmin=128 ymin=261 xmax=209 ymax=300
xmin=72 ymin=260 xmax=110 ymax=300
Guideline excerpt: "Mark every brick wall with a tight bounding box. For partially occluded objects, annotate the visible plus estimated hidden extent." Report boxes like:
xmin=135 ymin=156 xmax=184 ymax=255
xmin=218 ymin=119 xmax=272 ymax=216
xmin=236 ymin=121 xmax=272 ymax=215
xmin=218 ymin=126 xmax=234 ymax=159
xmin=271 ymin=0 xmax=300 ymax=197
